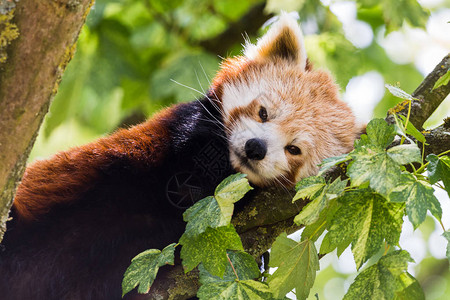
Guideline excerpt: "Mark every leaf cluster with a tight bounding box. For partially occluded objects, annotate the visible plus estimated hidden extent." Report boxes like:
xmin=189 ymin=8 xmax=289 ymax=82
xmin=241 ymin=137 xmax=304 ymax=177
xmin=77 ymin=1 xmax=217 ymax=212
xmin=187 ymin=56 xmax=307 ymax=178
xmin=291 ymin=114 xmax=449 ymax=298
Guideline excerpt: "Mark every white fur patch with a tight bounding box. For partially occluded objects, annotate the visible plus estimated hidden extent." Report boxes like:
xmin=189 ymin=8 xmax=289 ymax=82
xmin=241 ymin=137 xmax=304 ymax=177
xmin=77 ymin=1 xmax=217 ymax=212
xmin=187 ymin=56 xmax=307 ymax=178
xmin=228 ymin=117 xmax=290 ymax=183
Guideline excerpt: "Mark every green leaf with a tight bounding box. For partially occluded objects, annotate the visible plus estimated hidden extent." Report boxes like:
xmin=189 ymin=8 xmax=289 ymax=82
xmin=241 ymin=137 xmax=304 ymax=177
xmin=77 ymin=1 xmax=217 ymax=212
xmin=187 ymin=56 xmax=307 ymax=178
xmin=381 ymin=0 xmax=429 ymax=33
xmin=325 ymin=189 xmax=404 ymax=269
xmin=347 ymin=119 xmax=411 ymax=196
xmin=268 ymin=233 xmax=319 ymax=299
xmin=198 ymin=251 xmax=260 ymax=284
xmin=293 ymin=176 xmax=326 ymax=202
xmin=387 ymin=144 xmax=421 ymax=165
xmin=294 ymin=177 xmax=347 ymax=226
xmin=197 ymin=250 xmax=273 ymax=299
xmin=301 ymin=197 xmax=340 ymax=242
xmin=398 ymin=115 xmax=426 ymax=144
xmin=197 ymin=279 xmax=273 ymax=300
xmin=294 ymin=188 xmax=328 ymax=226
xmin=224 ymin=250 xmax=261 ymax=280
xmin=318 ymin=154 xmax=351 ymax=175
xmin=344 ymin=251 xmax=419 ymax=300
xmin=197 ymin=251 xmax=274 ymax=300
xmin=215 ymin=173 xmax=253 ymax=221
xmin=364 ymin=118 xmax=397 ymax=149
xmin=389 ymin=173 xmax=442 ymax=228
xmin=394 ymin=272 xmax=425 ymax=300
xmin=122 ymin=243 xmax=176 ymax=297
xmin=180 ymin=225 xmax=244 ymax=277
xmin=183 ymin=174 xmax=252 ymax=238
xmin=443 ymin=230 xmax=450 ymax=266
xmin=432 ymin=69 xmax=450 ymax=90
xmin=348 ymin=146 xmax=402 ymax=197
xmin=427 ymin=154 xmax=450 ymax=196
xmin=183 ymin=196 xmax=226 ymax=238
xmin=385 ymin=84 xmax=416 ymax=101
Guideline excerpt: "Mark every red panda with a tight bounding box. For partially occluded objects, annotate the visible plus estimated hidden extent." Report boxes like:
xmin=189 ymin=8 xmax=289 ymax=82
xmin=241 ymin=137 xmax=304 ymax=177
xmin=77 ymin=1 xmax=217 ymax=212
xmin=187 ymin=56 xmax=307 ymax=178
xmin=0 ymin=13 xmax=359 ymax=300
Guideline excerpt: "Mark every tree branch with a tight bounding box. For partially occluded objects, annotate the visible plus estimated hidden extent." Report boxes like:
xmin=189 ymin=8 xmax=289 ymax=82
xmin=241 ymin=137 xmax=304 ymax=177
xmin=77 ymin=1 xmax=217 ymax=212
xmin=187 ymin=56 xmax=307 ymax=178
xmin=386 ymin=54 xmax=450 ymax=128
xmin=198 ymin=2 xmax=273 ymax=56
xmin=148 ymin=54 xmax=450 ymax=299
xmin=0 ymin=0 xmax=95 ymax=242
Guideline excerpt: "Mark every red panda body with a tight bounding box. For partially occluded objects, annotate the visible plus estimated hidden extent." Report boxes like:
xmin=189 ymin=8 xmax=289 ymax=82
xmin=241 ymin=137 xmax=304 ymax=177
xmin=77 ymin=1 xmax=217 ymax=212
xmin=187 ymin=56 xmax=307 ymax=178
xmin=1 ymin=99 xmax=233 ymax=299
xmin=0 ymin=13 xmax=360 ymax=299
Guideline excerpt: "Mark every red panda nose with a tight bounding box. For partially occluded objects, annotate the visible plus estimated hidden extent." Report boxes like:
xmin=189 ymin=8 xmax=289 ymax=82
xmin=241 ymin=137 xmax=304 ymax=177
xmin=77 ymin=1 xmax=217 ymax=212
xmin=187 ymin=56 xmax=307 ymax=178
xmin=245 ymin=138 xmax=267 ymax=161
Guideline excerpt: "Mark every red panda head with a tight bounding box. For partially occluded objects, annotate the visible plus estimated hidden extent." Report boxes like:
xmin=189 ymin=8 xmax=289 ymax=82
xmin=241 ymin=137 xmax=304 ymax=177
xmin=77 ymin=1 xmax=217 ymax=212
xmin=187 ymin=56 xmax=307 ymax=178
xmin=211 ymin=13 xmax=359 ymax=188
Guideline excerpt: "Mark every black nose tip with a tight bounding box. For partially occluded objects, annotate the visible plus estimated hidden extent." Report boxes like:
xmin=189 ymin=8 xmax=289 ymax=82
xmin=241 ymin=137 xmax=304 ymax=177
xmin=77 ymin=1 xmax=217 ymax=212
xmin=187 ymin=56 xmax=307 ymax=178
xmin=245 ymin=138 xmax=267 ymax=161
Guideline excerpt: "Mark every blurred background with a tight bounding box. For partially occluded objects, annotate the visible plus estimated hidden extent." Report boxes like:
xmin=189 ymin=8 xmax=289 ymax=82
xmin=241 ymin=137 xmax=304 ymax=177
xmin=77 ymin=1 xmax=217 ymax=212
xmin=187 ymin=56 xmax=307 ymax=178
xmin=29 ymin=0 xmax=450 ymax=299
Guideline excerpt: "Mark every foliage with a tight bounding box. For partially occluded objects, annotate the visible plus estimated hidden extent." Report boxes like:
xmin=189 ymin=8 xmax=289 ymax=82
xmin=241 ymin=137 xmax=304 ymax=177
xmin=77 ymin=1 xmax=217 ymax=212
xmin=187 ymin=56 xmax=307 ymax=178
xmin=122 ymin=243 xmax=176 ymax=296
xmin=343 ymin=251 xmax=423 ymax=300
xmin=197 ymin=251 xmax=273 ymax=300
xmin=433 ymin=70 xmax=450 ymax=90
xmin=267 ymin=233 xmax=319 ymax=299
xmin=122 ymin=113 xmax=449 ymax=298
xmin=23 ymin=0 xmax=448 ymax=298
xmin=29 ymin=0 xmax=432 ymax=160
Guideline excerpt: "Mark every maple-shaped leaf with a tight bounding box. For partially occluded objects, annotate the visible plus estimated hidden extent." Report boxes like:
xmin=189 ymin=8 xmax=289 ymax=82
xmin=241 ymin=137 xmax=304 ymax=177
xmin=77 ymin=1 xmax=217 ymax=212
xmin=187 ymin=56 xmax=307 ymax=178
xmin=325 ymin=189 xmax=404 ymax=269
xmin=197 ymin=279 xmax=273 ymax=300
xmin=214 ymin=173 xmax=253 ymax=221
xmin=293 ymin=176 xmax=326 ymax=202
xmin=348 ymin=146 xmax=401 ymax=196
xmin=196 ymin=250 xmax=272 ymax=299
xmin=386 ymin=144 xmax=421 ymax=165
xmin=294 ymin=177 xmax=347 ymax=226
xmin=183 ymin=196 xmax=226 ymax=238
xmin=180 ymin=225 xmax=244 ymax=277
xmin=365 ymin=118 xmax=397 ymax=149
xmin=344 ymin=250 xmax=423 ymax=299
xmin=122 ymin=243 xmax=176 ymax=297
xmin=394 ymin=272 xmax=425 ymax=300
xmin=301 ymin=197 xmax=340 ymax=242
xmin=183 ymin=173 xmax=252 ymax=238
xmin=268 ymin=233 xmax=319 ymax=299
xmin=199 ymin=250 xmax=260 ymax=283
xmin=348 ymin=119 xmax=421 ymax=196
xmin=427 ymin=154 xmax=450 ymax=196
xmin=389 ymin=173 xmax=442 ymax=228
xmin=443 ymin=230 xmax=450 ymax=265
xmin=318 ymin=154 xmax=351 ymax=175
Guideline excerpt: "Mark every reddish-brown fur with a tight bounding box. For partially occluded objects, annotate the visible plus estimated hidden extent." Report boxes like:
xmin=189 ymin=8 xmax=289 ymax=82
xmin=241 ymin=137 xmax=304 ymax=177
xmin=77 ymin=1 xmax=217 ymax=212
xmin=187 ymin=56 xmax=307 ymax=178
xmin=2 ymin=14 xmax=362 ymax=299
xmin=14 ymin=107 xmax=174 ymax=221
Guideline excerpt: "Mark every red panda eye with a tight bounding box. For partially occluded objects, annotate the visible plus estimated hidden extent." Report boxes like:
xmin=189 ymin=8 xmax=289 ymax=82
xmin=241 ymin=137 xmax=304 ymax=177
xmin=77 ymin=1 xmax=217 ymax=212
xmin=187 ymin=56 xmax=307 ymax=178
xmin=286 ymin=145 xmax=301 ymax=155
xmin=259 ymin=107 xmax=268 ymax=122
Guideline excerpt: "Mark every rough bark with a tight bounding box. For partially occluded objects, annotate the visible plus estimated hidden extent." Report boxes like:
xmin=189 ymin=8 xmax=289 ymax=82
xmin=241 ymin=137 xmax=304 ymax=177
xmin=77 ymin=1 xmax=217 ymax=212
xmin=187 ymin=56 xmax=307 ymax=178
xmin=386 ymin=54 xmax=450 ymax=129
xmin=0 ymin=0 xmax=94 ymax=241
xmin=146 ymin=55 xmax=450 ymax=299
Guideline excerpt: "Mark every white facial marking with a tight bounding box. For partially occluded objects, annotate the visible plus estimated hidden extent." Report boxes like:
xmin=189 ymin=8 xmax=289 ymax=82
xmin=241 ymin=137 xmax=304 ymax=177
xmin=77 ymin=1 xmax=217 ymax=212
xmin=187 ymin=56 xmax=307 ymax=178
xmin=228 ymin=116 xmax=290 ymax=184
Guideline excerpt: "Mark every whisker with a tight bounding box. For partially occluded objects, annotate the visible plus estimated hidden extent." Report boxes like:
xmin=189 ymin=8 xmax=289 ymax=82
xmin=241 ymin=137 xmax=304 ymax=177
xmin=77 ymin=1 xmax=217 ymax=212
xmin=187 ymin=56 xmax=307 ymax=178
xmin=170 ymin=79 xmax=227 ymax=131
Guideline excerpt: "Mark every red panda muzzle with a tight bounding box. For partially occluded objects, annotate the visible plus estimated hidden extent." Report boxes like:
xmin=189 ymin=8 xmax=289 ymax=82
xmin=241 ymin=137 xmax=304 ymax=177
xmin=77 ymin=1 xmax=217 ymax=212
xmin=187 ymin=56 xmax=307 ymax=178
xmin=244 ymin=138 xmax=267 ymax=160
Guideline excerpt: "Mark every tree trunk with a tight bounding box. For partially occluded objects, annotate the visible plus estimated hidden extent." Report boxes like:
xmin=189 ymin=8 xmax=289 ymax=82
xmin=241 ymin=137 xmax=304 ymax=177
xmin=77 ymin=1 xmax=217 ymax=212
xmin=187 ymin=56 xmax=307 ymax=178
xmin=0 ymin=2 xmax=449 ymax=298
xmin=0 ymin=0 xmax=94 ymax=241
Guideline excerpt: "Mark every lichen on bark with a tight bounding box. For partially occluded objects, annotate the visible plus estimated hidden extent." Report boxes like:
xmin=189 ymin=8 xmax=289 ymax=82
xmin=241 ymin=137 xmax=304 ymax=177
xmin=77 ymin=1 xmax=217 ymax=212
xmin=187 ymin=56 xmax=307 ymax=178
xmin=0 ymin=8 xmax=19 ymax=63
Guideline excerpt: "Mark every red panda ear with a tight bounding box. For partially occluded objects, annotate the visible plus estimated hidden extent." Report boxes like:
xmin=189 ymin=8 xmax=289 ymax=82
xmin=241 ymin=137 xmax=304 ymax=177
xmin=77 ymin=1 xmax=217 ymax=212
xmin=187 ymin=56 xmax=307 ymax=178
xmin=244 ymin=12 xmax=307 ymax=70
